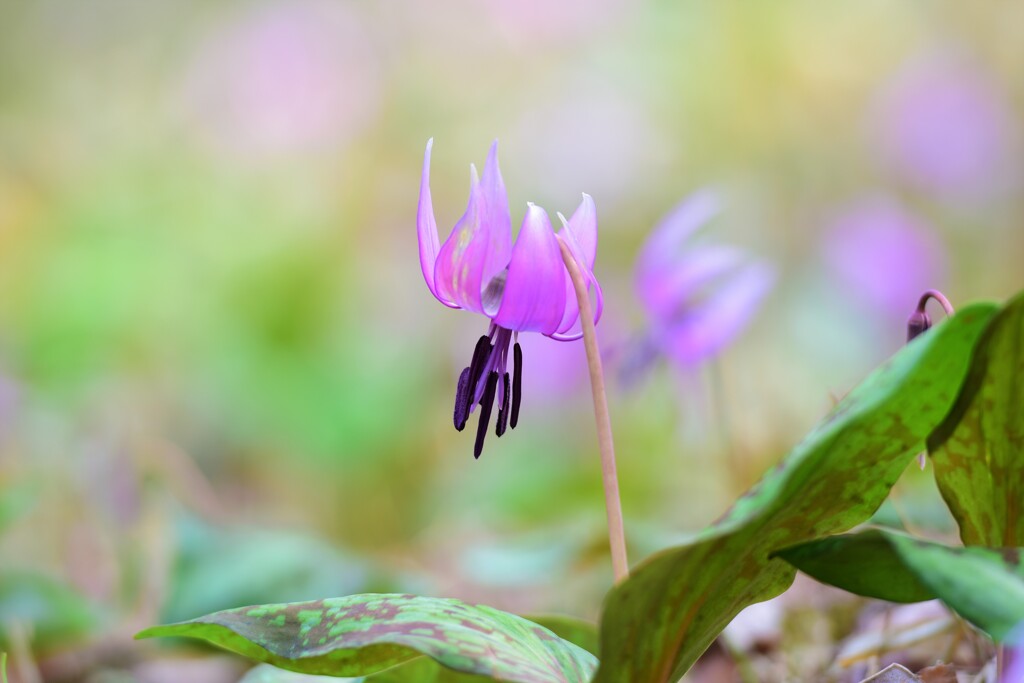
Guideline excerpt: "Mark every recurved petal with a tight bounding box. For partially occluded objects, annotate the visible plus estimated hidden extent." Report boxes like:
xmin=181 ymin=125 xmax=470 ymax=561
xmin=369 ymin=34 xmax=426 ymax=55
xmin=433 ymin=165 xmax=491 ymax=313
xmin=637 ymin=190 xmax=719 ymax=279
xmin=492 ymin=204 xmax=567 ymax=335
xmin=563 ymin=193 xmax=597 ymax=269
xmin=480 ymin=140 xmax=513 ymax=294
xmin=550 ymin=276 xmax=604 ymax=342
xmin=553 ymin=201 xmax=603 ymax=336
xmin=655 ymin=260 xmax=775 ymax=366
xmin=418 ymin=139 xmax=458 ymax=308
xmin=636 ymin=244 xmax=746 ymax=323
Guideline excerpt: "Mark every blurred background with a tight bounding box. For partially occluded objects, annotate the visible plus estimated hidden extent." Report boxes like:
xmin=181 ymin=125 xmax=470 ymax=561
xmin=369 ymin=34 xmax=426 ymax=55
xmin=0 ymin=0 xmax=1021 ymax=680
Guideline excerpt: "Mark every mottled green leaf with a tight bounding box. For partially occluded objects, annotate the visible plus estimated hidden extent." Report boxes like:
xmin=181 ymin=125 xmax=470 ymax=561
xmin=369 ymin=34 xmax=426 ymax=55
xmin=929 ymin=291 xmax=1024 ymax=546
xmin=524 ymin=616 xmax=598 ymax=658
xmin=777 ymin=528 xmax=1024 ymax=641
xmin=594 ymin=303 xmax=998 ymax=683
xmin=137 ymin=594 xmax=597 ymax=683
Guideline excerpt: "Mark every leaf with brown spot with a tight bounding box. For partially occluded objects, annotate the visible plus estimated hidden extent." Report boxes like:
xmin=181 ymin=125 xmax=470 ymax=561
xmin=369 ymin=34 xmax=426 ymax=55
xmin=593 ymin=303 xmax=998 ymax=683
xmin=136 ymin=594 xmax=596 ymax=682
xmin=929 ymin=290 xmax=1024 ymax=546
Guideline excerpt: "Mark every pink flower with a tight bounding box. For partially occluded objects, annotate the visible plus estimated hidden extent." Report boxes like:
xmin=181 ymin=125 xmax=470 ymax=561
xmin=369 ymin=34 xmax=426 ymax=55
xmin=418 ymin=140 xmax=602 ymax=457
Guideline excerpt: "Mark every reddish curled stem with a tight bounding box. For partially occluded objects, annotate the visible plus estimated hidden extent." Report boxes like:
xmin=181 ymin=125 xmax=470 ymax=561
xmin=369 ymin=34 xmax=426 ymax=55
xmin=916 ymin=289 xmax=955 ymax=317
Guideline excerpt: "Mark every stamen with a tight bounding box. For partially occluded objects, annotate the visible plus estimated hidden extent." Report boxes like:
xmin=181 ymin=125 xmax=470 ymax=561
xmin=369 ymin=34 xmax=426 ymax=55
xmin=510 ymin=342 xmax=523 ymax=429
xmin=474 ymin=371 xmax=499 ymax=459
xmin=496 ymin=372 xmax=510 ymax=437
xmin=467 ymin=335 xmax=492 ymax=395
xmin=453 ymin=367 xmax=471 ymax=431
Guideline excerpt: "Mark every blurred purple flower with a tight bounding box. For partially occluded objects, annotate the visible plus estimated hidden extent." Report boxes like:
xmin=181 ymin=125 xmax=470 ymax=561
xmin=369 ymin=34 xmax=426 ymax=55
xmin=418 ymin=139 xmax=602 ymax=457
xmin=1003 ymin=623 xmax=1024 ymax=683
xmin=872 ymin=52 xmax=1013 ymax=197
xmin=180 ymin=0 xmax=379 ymax=158
xmin=822 ymin=196 xmax=947 ymax=319
xmin=634 ymin=191 xmax=774 ymax=369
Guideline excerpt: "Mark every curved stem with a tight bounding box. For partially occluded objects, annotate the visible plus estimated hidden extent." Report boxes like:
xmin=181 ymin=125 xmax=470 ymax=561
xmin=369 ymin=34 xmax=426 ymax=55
xmin=917 ymin=289 xmax=955 ymax=317
xmin=557 ymin=236 xmax=629 ymax=583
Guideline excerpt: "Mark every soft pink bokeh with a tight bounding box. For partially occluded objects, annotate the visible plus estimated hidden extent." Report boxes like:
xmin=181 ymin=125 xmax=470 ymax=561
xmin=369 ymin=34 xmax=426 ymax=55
xmin=179 ymin=0 xmax=380 ymax=158
xmin=821 ymin=195 xmax=947 ymax=318
xmin=871 ymin=51 xmax=1013 ymax=199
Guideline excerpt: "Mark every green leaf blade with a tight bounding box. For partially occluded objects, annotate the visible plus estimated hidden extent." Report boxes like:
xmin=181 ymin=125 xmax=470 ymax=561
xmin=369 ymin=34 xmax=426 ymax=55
xmin=777 ymin=528 xmax=1024 ymax=641
xmin=929 ymin=291 xmax=1024 ymax=547
xmin=136 ymin=594 xmax=597 ymax=683
xmin=773 ymin=529 xmax=935 ymax=603
xmin=594 ymin=303 xmax=999 ymax=683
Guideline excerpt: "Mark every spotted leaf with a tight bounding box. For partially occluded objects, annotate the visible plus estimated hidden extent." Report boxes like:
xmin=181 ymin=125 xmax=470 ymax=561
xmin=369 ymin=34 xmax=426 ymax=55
xmin=593 ymin=302 xmax=998 ymax=683
xmin=928 ymin=290 xmax=1024 ymax=547
xmin=136 ymin=594 xmax=596 ymax=683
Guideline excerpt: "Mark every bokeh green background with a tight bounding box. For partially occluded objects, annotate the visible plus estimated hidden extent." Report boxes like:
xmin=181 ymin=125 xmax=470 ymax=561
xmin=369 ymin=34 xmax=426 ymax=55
xmin=0 ymin=0 xmax=1021 ymax=664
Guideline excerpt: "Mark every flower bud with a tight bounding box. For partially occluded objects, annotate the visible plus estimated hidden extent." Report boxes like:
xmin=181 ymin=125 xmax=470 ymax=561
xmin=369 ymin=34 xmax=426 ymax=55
xmin=906 ymin=309 xmax=932 ymax=342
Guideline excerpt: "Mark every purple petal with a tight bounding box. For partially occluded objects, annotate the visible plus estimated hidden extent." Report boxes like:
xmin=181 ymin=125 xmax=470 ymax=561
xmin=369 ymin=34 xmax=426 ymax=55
xmin=637 ymin=244 xmax=747 ymax=324
xmin=1002 ymin=623 xmax=1024 ymax=683
xmin=417 ymin=139 xmax=458 ymax=308
xmin=557 ymin=196 xmax=602 ymax=337
xmin=433 ymin=165 xmax=492 ymax=313
xmin=549 ymin=276 xmax=604 ymax=342
xmin=432 ymin=144 xmax=516 ymax=314
xmin=563 ymin=193 xmax=597 ymax=269
xmin=655 ymin=261 xmax=775 ymax=366
xmin=636 ymin=190 xmax=719 ymax=281
xmin=480 ymin=140 xmax=513 ymax=296
xmin=554 ymin=194 xmax=601 ymax=335
xmin=492 ymin=204 xmax=567 ymax=334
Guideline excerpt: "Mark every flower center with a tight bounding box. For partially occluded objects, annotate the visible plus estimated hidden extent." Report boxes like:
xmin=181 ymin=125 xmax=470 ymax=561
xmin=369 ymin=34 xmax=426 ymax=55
xmin=481 ymin=269 xmax=507 ymax=317
xmin=452 ymin=323 xmax=523 ymax=459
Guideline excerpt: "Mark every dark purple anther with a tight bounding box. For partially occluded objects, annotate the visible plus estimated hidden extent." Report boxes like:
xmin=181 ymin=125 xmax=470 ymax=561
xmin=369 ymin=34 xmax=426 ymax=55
xmin=510 ymin=342 xmax=522 ymax=429
xmin=495 ymin=372 xmax=511 ymax=437
xmin=453 ymin=367 xmax=471 ymax=431
xmin=474 ymin=372 xmax=499 ymax=459
xmin=467 ymin=335 xmax=492 ymax=393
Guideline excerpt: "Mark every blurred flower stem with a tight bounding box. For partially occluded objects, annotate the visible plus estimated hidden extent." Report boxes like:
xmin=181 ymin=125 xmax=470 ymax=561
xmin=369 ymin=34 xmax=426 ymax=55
xmin=557 ymin=235 xmax=629 ymax=582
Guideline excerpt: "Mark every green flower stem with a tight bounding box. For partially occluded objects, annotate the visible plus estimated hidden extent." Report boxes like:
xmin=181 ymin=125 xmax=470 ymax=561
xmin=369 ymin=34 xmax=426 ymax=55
xmin=557 ymin=236 xmax=629 ymax=583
